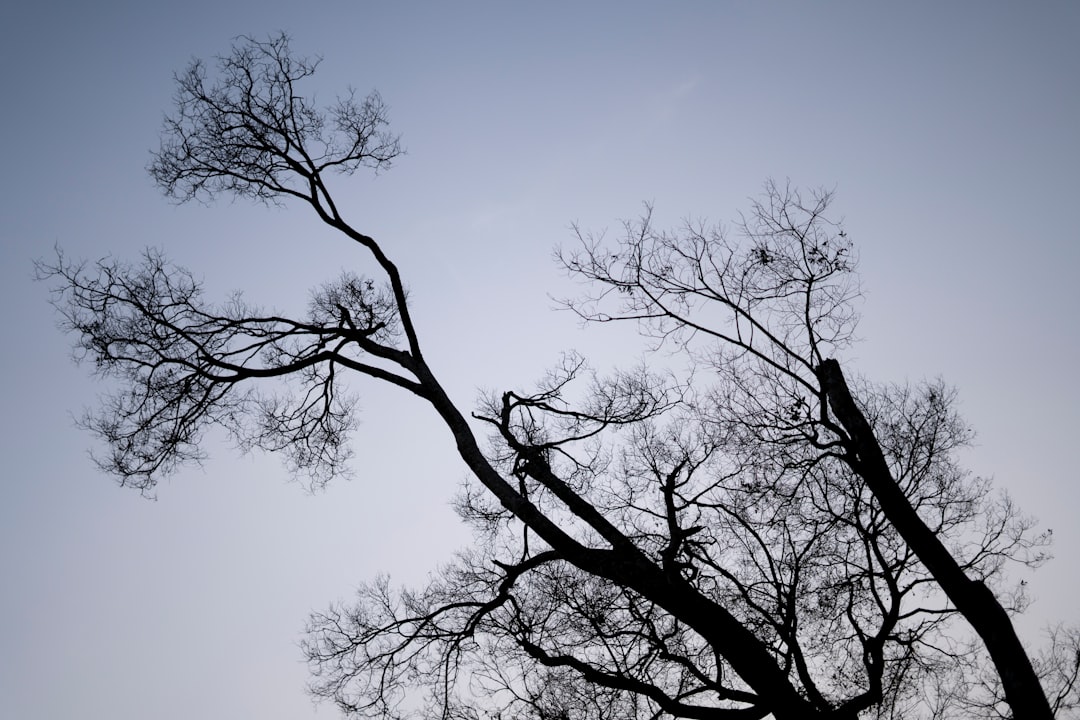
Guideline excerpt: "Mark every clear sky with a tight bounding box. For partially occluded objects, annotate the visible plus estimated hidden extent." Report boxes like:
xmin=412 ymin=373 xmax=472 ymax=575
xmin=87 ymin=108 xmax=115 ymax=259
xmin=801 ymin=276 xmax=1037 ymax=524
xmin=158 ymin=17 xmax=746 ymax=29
xmin=2 ymin=2 xmax=1078 ymax=718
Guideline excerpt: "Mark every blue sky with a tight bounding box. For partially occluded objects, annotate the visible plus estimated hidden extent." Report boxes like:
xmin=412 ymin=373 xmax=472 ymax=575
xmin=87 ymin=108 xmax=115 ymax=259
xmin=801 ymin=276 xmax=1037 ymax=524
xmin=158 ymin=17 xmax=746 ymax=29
xmin=2 ymin=2 xmax=1078 ymax=718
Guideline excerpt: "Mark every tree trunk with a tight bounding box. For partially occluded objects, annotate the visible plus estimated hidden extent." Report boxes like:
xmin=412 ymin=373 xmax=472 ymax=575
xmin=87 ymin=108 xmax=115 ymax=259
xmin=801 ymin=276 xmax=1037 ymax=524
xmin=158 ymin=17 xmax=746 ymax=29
xmin=816 ymin=359 xmax=1052 ymax=720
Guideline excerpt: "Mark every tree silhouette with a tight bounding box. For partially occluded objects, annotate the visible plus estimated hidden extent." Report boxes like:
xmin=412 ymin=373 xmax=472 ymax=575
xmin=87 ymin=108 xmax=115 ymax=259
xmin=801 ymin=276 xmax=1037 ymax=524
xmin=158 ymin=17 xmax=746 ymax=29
xmin=38 ymin=33 xmax=1077 ymax=720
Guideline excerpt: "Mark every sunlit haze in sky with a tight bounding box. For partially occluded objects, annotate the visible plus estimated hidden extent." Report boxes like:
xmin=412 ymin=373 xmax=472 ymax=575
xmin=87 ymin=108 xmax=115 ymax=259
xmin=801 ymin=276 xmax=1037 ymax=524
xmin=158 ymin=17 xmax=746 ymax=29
xmin=2 ymin=2 xmax=1078 ymax=718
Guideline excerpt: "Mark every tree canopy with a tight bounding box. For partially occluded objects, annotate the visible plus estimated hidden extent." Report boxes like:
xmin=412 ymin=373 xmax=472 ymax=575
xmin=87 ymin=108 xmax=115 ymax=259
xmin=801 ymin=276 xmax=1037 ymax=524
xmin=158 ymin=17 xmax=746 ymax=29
xmin=38 ymin=33 xmax=1079 ymax=720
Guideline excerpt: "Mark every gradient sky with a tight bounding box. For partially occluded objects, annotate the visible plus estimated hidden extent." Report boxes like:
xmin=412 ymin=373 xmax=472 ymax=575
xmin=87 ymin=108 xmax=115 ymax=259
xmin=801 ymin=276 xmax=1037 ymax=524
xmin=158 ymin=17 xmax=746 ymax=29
xmin=2 ymin=2 xmax=1078 ymax=718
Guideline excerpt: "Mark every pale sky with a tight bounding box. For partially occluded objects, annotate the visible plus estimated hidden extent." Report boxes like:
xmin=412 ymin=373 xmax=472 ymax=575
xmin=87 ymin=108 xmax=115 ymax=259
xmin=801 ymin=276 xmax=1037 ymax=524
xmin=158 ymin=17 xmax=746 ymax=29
xmin=2 ymin=2 xmax=1078 ymax=718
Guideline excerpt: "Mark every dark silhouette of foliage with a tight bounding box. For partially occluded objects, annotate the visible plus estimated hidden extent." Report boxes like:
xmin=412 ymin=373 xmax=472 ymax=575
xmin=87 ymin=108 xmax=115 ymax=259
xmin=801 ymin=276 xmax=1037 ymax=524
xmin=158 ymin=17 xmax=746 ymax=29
xmin=38 ymin=33 xmax=1078 ymax=720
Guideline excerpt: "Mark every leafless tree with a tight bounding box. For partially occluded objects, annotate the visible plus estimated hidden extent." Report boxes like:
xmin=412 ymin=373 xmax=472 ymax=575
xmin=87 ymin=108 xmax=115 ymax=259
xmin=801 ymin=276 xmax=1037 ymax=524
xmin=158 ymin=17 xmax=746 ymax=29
xmin=38 ymin=33 xmax=1075 ymax=720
